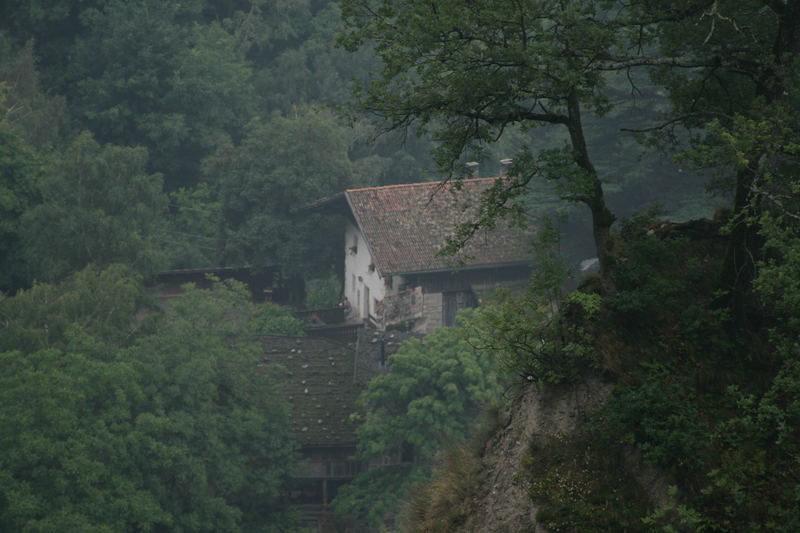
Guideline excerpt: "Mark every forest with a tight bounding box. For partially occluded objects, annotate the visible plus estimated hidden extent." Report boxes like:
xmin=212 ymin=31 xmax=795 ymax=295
xmin=1 ymin=0 xmax=799 ymax=532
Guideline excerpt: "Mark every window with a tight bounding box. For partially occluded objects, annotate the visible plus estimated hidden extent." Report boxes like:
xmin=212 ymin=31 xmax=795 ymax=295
xmin=349 ymin=233 xmax=358 ymax=255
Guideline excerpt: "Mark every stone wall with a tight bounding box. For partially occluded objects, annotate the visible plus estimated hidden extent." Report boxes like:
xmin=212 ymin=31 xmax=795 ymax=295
xmin=379 ymin=286 xmax=423 ymax=329
xmin=418 ymin=291 xmax=443 ymax=332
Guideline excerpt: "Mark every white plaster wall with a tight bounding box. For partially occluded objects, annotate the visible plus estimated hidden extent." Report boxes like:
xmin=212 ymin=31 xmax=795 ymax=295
xmin=343 ymin=221 xmax=386 ymax=319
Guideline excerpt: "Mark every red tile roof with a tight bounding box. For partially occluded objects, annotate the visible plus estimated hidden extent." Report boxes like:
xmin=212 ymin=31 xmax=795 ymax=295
xmin=345 ymin=177 xmax=532 ymax=275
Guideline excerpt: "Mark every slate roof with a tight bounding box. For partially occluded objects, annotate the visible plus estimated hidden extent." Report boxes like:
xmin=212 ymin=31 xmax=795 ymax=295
xmin=344 ymin=178 xmax=533 ymax=275
xmin=260 ymin=336 xmax=361 ymax=447
xmin=259 ymin=333 xmax=419 ymax=448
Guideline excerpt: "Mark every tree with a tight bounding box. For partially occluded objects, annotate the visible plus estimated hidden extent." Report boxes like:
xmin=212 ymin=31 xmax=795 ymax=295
xmin=21 ymin=132 xmax=168 ymax=282
xmin=250 ymin=301 xmax=307 ymax=336
xmin=253 ymin=2 xmax=377 ymax=114
xmin=122 ymin=280 xmax=299 ymax=532
xmin=0 ymin=269 xmax=301 ymax=532
xmin=164 ymin=184 xmax=221 ymax=269
xmin=63 ymin=0 xmax=255 ymax=189
xmin=0 ymin=0 xmax=107 ymax=89
xmin=0 ymin=37 xmax=69 ymax=151
xmin=333 ymin=323 xmax=503 ymax=526
xmin=339 ymin=0 xmax=630 ymax=285
xmin=338 ymin=0 xmax=800 ymax=297
xmin=205 ymin=107 xmax=379 ymax=280
xmin=624 ymin=0 xmax=800 ymax=329
xmin=0 ymin=103 xmax=38 ymax=292
xmin=0 ymin=264 xmax=141 ymax=355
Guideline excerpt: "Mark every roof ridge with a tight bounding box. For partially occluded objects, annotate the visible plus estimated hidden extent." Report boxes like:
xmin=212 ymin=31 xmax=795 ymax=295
xmin=346 ymin=176 xmax=497 ymax=193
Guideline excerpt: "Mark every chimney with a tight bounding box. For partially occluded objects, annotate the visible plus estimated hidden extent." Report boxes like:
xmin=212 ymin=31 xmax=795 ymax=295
xmin=499 ymin=158 xmax=513 ymax=176
xmin=465 ymin=161 xmax=480 ymax=178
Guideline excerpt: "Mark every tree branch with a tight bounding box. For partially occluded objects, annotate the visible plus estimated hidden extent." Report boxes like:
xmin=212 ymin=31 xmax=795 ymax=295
xmin=462 ymin=109 xmax=569 ymax=126
xmin=619 ymin=112 xmax=732 ymax=133
xmin=594 ymin=55 xmax=722 ymax=70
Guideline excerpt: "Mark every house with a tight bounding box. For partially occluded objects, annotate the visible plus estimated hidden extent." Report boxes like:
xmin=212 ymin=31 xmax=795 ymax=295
xmin=310 ymin=177 xmax=533 ymax=332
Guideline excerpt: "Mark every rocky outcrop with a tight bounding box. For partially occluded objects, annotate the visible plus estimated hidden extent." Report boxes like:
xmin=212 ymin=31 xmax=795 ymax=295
xmin=461 ymin=378 xmax=613 ymax=533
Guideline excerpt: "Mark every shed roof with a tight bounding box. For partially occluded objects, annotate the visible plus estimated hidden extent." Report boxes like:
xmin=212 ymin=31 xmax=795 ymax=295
xmin=343 ymin=178 xmax=533 ymax=275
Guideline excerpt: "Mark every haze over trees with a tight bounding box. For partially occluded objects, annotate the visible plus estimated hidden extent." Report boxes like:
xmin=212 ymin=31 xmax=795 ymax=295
xmin=339 ymin=0 xmax=800 ymax=529
xmin=0 ymin=272 xmax=299 ymax=531
xmin=0 ymin=0 xmax=798 ymax=531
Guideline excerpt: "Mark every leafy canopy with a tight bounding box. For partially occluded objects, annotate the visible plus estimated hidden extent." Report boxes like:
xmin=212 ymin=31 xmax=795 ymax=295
xmin=21 ymin=132 xmax=168 ymax=282
xmin=0 ymin=268 xmax=300 ymax=532
xmin=333 ymin=322 xmax=504 ymax=526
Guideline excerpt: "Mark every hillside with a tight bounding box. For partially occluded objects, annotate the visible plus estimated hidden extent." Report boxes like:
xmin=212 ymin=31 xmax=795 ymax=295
xmin=404 ymin=218 xmax=800 ymax=531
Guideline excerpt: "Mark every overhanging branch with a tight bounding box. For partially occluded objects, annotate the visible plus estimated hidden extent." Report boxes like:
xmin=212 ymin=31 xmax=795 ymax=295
xmin=594 ymin=55 xmax=722 ymax=70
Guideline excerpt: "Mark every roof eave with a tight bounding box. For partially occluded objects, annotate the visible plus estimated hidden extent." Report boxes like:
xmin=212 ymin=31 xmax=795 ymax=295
xmin=387 ymin=259 xmax=532 ymax=277
xmin=298 ymin=192 xmax=349 ymax=215
xmin=345 ymin=191 xmax=387 ymax=279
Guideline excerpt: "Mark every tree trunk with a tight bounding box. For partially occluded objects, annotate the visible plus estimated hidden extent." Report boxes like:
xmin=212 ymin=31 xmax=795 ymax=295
xmin=717 ymin=166 xmax=762 ymax=334
xmin=566 ymin=90 xmax=616 ymax=292
xmin=717 ymin=3 xmax=800 ymax=335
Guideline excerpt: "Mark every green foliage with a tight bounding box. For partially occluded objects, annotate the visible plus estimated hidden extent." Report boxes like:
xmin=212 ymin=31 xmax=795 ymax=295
xmin=122 ymin=280 xmax=299 ymax=532
xmin=0 ymin=38 xmax=68 ymax=150
xmin=0 ymin=105 xmax=39 ymax=291
xmin=333 ymin=324 xmax=504 ymax=527
xmin=526 ymin=433 xmax=650 ymax=533
xmin=303 ymin=274 xmax=341 ymax=309
xmin=699 ymin=359 xmax=800 ymax=530
xmin=254 ymin=2 xmax=376 ymax=114
xmin=463 ymin=221 xmax=598 ymax=384
xmin=0 ymin=264 xmax=141 ymax=354
xmin=403 ymin=443 xmax=483 ymax=533
xmin=339 ymin=0 xmax=619 ymax=166
xmin=586 ymin=214 xmax=799 ymax=530
xmin=206 ymin=107 xmax=375 ymax=275
xmin=0 ymin=0 xmax=438 ymax=271
xmin=333 ymin=464 xmax=431 ymax=527
xmin=250 ymin=302 xmax=306 ymax=337
xmin=0 ymin=347 xmax=166 ymax=533
xmin=680 ymin=91 xmax=800 ymax=530
xmin=21 ymin=132 xmax=168 ymax=282
xmin=608 ymin=232 xmax=694 ymax=320
xmin=356 ymin=324 xmax=503 ymax=458
xmin=164 ymin=184 xmax=220 ymax=269
xmin=65 ymin=0 xmax=255 ymax=188
xmin=596 ymin=365 xmax=709 ymax=471
xmin=0 ymin=270 xmax=300 ymax=532
xmin=463 ymin=287 xmax=597 ymax=384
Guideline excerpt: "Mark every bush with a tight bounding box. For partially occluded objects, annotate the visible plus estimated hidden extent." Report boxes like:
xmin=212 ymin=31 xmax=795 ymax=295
xmin=250 ymin=302 xmax=306 ymax=336
xmin=304 ymin=274 xmax=341 ymax=309
xmin=463 ymin=287 xmax=599 ymax=384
